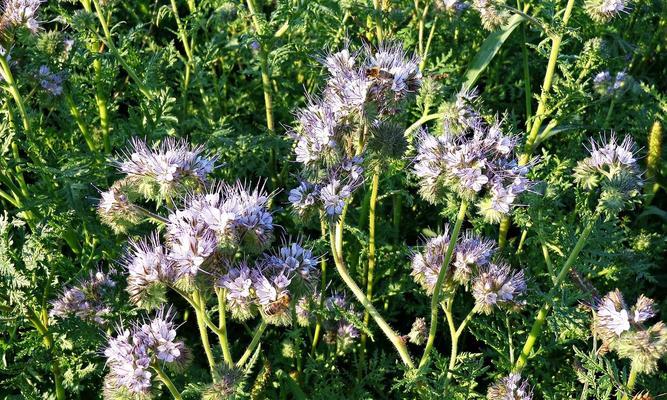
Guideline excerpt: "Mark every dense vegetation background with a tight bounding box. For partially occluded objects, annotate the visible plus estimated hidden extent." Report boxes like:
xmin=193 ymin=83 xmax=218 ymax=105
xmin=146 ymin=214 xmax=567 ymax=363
xmin=0 ymin=0 xmax=665 ymax=398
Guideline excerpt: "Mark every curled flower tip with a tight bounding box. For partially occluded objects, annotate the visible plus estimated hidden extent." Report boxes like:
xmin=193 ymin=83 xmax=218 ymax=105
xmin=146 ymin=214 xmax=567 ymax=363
xmin=594 ymin=289 xmax=631 ymax=338
xmin=411 ymin=230 xmax=451 ymax=295
xmin=115 ymin=137 xmax=217 ymax=201
xmin=320 ymin=178 xmax=353 ymax=218
xmin=616 ymin=321 xmax=667 ymax=375
xmin=288 ymin=180 xmax=320 ymax=219
xmin=252 ymin=264 xmax=294 ymax=326
xmin=292 ymin=97 xmax=340 ymax=166
xmin=453 ymin=231 xmax=497 ymax=285
xmin=336 ymin=321 xmax=360 ymax=350
xmin=472 ymin=263 xmax=526 ymax=314
xmin=585 ymin=0 xmax=632 ymax=23
xmin=203 ymin=366 xmax=242 ymax=400
xmin=50 ymin=270 xmax=115 ymax=324
xmin=363 ymin=42 xmax=422 ymax=111
xmin=136 ymin=306 xmax=187 ymax=365
xmin=2 ymin=0 xmax=44 ymax=32
xmin=473 ymin=0 xmax=510 ymax=31
xmin=104 ymin=325 xmax=153 ymax=395
xmin=487 ymin=373 xmax=533 ymax=400
xmin=122 ymin=232 xmax=175 ymax=307
xmin=218 ymin=262 xmax=257 ymax=321
xmin=37 ymin=65 xmax=65 ymax=96
xmin=408 ymin=317 xmax=427 ymax=345
xmin=97 ymin=181 xmax=143 ymax=234
xmin=267 ymin=239 xmax=320 ymax=288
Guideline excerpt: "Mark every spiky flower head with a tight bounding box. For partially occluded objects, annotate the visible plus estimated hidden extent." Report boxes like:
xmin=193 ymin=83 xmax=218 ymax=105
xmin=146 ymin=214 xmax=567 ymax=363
xmin=104 ymin=307 xmax=186 ymax=395
xmin=122 ymin=233 xmax=175 ymax=308
xmin=50 ymin=270 xmax=115 ymax=324
xmin=217 ymin=262 xmax=257 ymax=321
xmin=585 ymin=0 xmax=631 ymax=23
xmin=473 ymin=0 xmax=509 ymax=31
xmin=414 ymin=103 xmax=532 ymax=223
xmin=411 ymin=231 xmax=451 ymax=295
xmin=267 ymin=240 xmax=319 ymax=290
xmin=472 ymin=263 xmax=526 ymax=314
xmin=487 ymin=373 xmax=533 ymax=400
xmin=1 ymin=0 xmax=44 ymax=33
xmin=166 ymin=209 xmax=218 ymax=278
xmin=593 ymin=70 xmax=631 ymax=96
xmin=115 ymin=138 xmax=216 ymax=201
xmin=452 ymin=231 xmax=496 ymax=285
xmin=322 ymin=292 xmax=361 ymax=350
xmin=97 ymin=181 xmax=143 ymax=234
xmin=252 ymin=264 xmax=294 ymax=326
xmin=438 ymin=0 xmax=470 ymax=14
xmin=202 ymin=366 xmax=242 ymax=400
xmin=288 ymin=181 xmax=320 ymax=219
xmin=574 ymin=134 xmax=642 ymax=215
xmin=37 ymin=65 xmax=64 ymax=96
xmin=408 ymin=317 xmax=427 ymax=345
xmin=615 ymin=322 xmax=667 ymax=374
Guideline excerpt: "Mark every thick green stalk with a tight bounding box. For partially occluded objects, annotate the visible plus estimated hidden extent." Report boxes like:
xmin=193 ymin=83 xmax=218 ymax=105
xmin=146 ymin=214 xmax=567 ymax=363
xmin=361 ymin=166 xmax=381 ymax=357
xmin=499 ymin=0 xmax=576 ymax=248
xmin=92 ymin=0 xmax=151 ymax=99
xmin=311 ymin=216 xmax=328 ymax=354
xmin=26 ymin=308 xmax=65 ymax=400
xmin=236 ymin=320 xmax=268 ymax=368
xmin=216 ymin=288 xmax=234 ymax=367
xmin=93 ymin=58 xmax=111 ymax=153
xmin=442 ymin=302 xmax=479 ymax=393
xmin=329 ymin=211 xmax=414 ymax=368
xmin=420 ymin=15 xmax=438 ymax=71
xmin=644 ymin=120 xmax=662 ymax=204
xmin=404 ymin=112 xmax=445 ymax=136
xmin=514 ymin=213 xmax=598 ymax=372
xmin=246 ymin=0 xmax=275 ymax=133
xmin=64 ymin=91 xmax=96 ymax=152
xmin=372 ymin=0 xmax=384 ymax=42
xmin=418 ymin=200 xmax=468 ymax=369
xmin=621 ymin=364 xmax=638 ymax=400
xmin=192 ymin=290 xmax=218 ymax=382
xmin=152 ymin=363 xmax=183 ymax=400
xmin=170 ymin=0 xmax=194 ymax=112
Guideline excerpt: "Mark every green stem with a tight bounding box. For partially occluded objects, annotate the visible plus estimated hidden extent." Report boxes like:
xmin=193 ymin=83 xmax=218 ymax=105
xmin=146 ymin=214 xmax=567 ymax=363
xmin=92 ymin=0 xmax=151 ymax=99
xmin=372 ymin=0 xmax=384 ymax=42
xmin=216 ymin=288 xmax=234 ymax=367
xmin=418 ymin=200 xmax=468 ymax=369
xmin=514 ymin=213 xmax=598 ymax=372
xmin=329 ymin=209 xmax=414 ymax=368
xmin=236 ymin=320 xmax=268 ymax=368
xmin=246 ymin=0 xmax=275 ymax=134
xmin=361 ymin=166 xmax=381 ymax=358
xmin=418 ymin=1 xmax=430 ymax=57
xmin=64 ymin=91 xmax=96 ymax=152
xmin=192 ymin=290 xmax=218 ymax=381
xmin=311 ymin=216 xmax=328 ymax=355
xmin=405 ymin=112 xmax=445 ymax=136
xmin=26 ymin=308 xmax=65 ymax=400
xmin=621 ymin=364 xmax=639 ymax=400
xmin=93 ymin=57 xmax=111 ymax=153
xmin=500 ymin=0 xmax=576 ymax=248
xmin=420 ymin=15 xmax=438 ymax=71
xmin=152 ymin=363 xmax=183 ymax=400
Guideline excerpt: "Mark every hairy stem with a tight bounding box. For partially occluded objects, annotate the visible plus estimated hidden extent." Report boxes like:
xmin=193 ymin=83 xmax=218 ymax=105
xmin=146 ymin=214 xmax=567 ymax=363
xmin=216 ymin=288 xmax=234 ymax=367
xmin=418 ymin=200 xmax=468 ymax=369
xmin=65 ymin=91 xmax=96 ymax=152
xmin=311 ymin=215 xmax=328 ymax=354
xmin=26 ymin=308 xmax=65 ymax=400
xmin=514 ymin=212 xmax=598 ymax=372
xmin=192 ymin=290 xmax=218 ymax=382
xmin=621 ymin=364 xmax=639 ymax=400
xmin=152 ymin=363 xmax=183 ymax=400
xmin=236 ymin=320 xmax=268 ymax=368
xmin=246 ymin=0 xmax=275 ymax=134
xmin=361 ymin=166 xmax=381 ymax=357
xmin=329 ymin=209 xmax=414 ymax=368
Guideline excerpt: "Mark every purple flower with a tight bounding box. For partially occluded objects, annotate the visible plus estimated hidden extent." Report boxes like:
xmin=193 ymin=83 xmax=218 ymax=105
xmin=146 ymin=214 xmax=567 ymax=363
xmin=218 ymin=262 xmax=256 ymax=321
xmin=472 ymin=263 xmax=526 ymax=314
xmin=122 ymin=233 xmax=175 ymax=305
xmin=3 ymin=0 xmax=44 ymax=32
xmin=50 ymin=270 xmax=115 ymax=324
xmin=320 ymin=179 xmax=352 ymax=218
xmin=487 ymin=373 xmax=533 ymax=400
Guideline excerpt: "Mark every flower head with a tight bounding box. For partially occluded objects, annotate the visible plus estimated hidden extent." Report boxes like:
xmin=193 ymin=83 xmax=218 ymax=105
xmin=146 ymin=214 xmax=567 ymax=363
xmin=487 ymin=373 xmax=533 ymax=400
xmin=97 ymin=182 xmax=143 ymax=233
xmin=453 ymin=231 xmax=496 ymax=285
xmin=411 ymin=232 xmax=451 ymax=294
xmin=1 ymin=0 xmax=44 ymax=32
xmin=586 ymin=0 xmax=631 ymax=23
xmin=122 ymin=233 xmax=175 ymax=307
xmin=116 ymin=138 xmax=217 ymax=200
xmin=50 ymin=270 xmax=115 ymax=324
xmin=473 ymin=0 xmax=509 ymax=31
xmin=37 ymin=65 xmax=64 ymax=96
xmin=217 ymin=262 xmax=257 ymax=321
xmin=472 ymin=263 xmax=526 ymax=314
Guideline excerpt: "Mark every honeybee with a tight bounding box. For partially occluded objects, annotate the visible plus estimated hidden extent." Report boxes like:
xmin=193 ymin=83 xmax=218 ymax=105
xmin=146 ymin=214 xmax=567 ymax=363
xmin=263 ymin=291 xmax=291 ymax=316
xmin=366 ymin=67 xmax=394 ymax=80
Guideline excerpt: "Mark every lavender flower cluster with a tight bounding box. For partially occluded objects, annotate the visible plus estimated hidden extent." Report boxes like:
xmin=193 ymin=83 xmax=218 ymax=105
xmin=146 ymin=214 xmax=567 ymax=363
xmin=38 ymin=65 xmax=64 ymax=96
xmin=593 ymin=70 xmax=629 ymax=96
xmin=487 ymin=373 xmax=533 ymax=400
xmin=104 ymin=307 xmax=188 ymax=396
xmin=573 ymin=135 xmax=642 ymax=215
xmin=113 ymin=138 xmax=217 ymax=202
xmin=288 ymin=43 xmax=422 ymax=219
xmin=585 ymin=0 xmax=632 ymax=23
xmin=593 ymin=290 xmax=667 ymax=374
xmin=411 ymin=229 xmax=526 ymax=313
xmin=50 ymin=270 xmax=116 ymax=324
xmin=0 ymin=0 xmax=44 ymax=33
xmin=414 ymin=90 xmax=532 ymax=223
xmin=436 ymin=0 xmax=507 ymax=31
xmin=217 ymin=240 xmax=320 ymax=326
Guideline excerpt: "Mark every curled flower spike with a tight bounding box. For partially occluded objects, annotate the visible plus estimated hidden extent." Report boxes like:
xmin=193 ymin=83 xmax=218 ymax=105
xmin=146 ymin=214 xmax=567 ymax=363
xmin=472 ymin=263 xmax=526 ymax=314
xmin=217 ymin=262 xmax=257 ymax=321
xmin=363 ymin=42 xmax=422 ymax=108
xmin=116 ymin=138 xmax=217 ymax=201
xmin=574 ymin=134 xmax=643 ymax=215
xmin=122 ymin=233 xmax=175 ymax=307
xmin=1 ymin=0 xmax=44 ymax=33
xmin=453 ymin=231 xmax=496 ymax=285
xmin=252 ymin=265 xmax=294 ymax=326
xmin=593 ymin=70 xmax=630 ymax=96
xmin=585 ymin=0 xmax=632 ymax=23
xmin=593 ymin=290 xmax=667 ymax=374
xmin=50 ymin=270 xmax=115 ymax=324
xmin=411 ymin=232 xmax=451 ymax=295
xmin=267 ymin=240 xmax=319 ymax=288
xmin=322 ymin=292 xmax=361 ymax=351
xmin=97 ymin=181 xmax=143 ymax=234
xmin=408 ymin=317 xmax=427 ymax=345
xmin=472 ymin=0 xmax=509 ymax=31
xmin=37 ymin=65 xmax=64 ymax=96
xmin=487 ymin=373 xmax=533 ymax=400
xmin=413 ymin=101 xmax=533 ymax=223
xmin=288 ymin=181 xmax=320 ymax=219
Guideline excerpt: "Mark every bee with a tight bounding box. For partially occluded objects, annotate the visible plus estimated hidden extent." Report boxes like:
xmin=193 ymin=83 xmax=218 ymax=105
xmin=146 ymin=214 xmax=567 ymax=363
xmin=263 ymin=291 xmax=291 ymax=316
xmin=366 ymin=67 xmax=394 ymax=80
